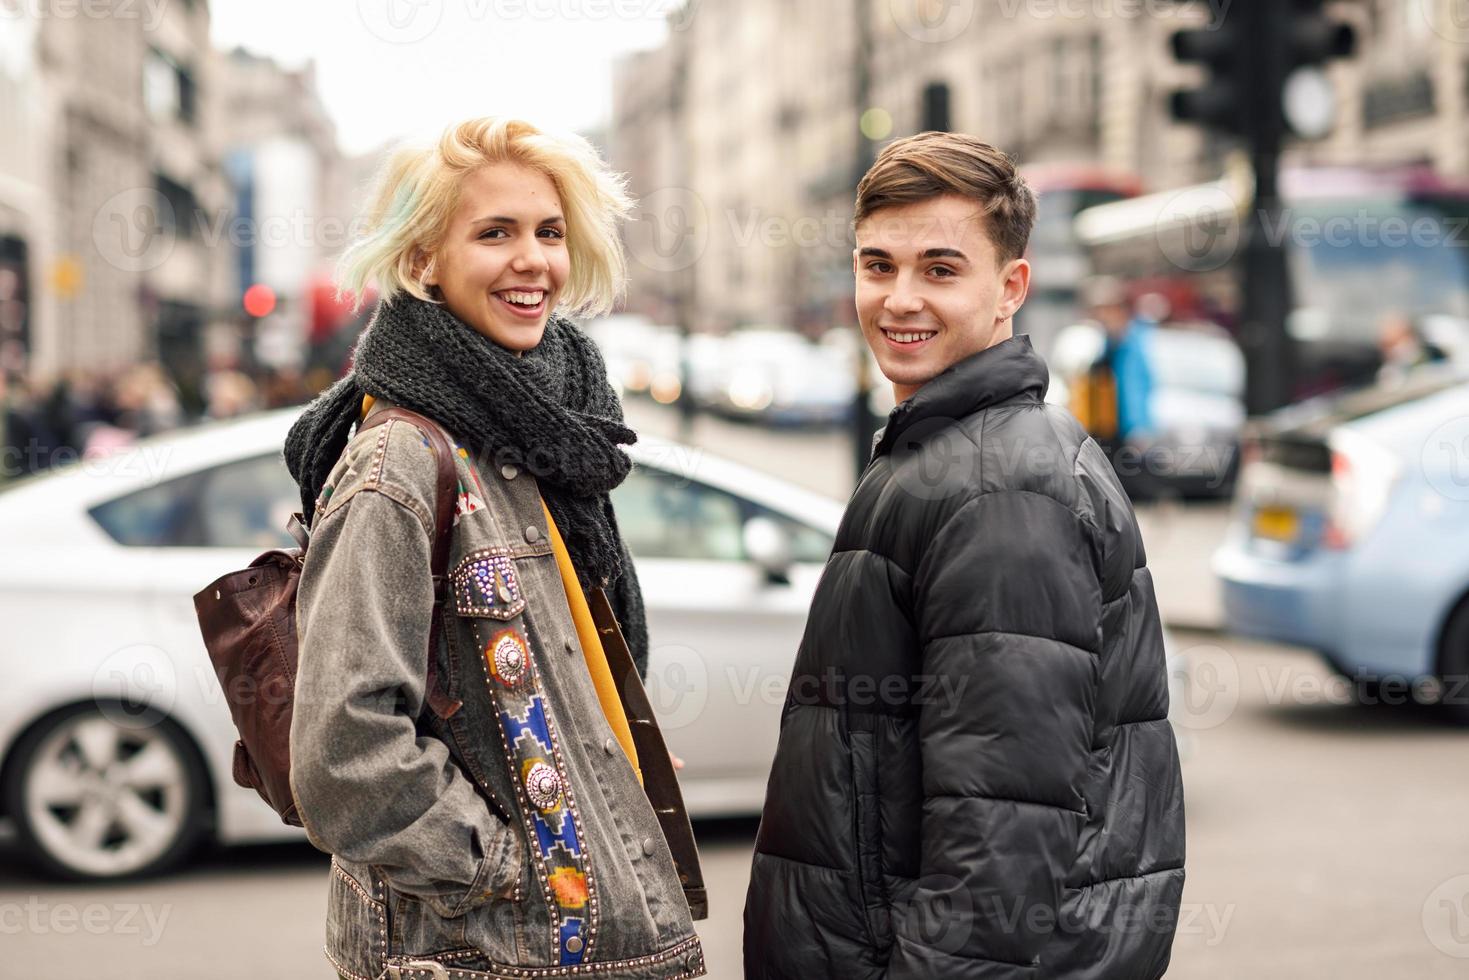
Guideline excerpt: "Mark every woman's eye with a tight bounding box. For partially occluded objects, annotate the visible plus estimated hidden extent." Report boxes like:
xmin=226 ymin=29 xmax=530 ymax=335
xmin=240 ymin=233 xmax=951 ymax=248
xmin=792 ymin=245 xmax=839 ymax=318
xmin=478 ymin=228 xmax=507 ymax=240
xmin=538 ymin=227 xmax=565 ymax=240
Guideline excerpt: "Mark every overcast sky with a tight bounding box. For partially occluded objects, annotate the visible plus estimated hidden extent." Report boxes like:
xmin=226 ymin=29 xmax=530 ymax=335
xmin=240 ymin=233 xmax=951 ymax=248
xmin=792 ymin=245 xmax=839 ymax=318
xmin=210 ymin=0 xmax=674 ymax=156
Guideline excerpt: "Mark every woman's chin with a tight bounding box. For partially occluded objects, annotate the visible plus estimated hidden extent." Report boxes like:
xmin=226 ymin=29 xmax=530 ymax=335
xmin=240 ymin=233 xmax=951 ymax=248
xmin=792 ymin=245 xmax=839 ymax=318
xmin=474 ymin=316 xmax=547 ymax=352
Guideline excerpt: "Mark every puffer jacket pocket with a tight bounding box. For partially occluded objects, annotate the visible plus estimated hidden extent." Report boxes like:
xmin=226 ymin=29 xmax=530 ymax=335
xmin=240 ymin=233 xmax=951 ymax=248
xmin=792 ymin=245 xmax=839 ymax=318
xmin=326 ymin=857 xmax=388 ymax=980
xmin=848 ymin=720 xmax=892 ymax=952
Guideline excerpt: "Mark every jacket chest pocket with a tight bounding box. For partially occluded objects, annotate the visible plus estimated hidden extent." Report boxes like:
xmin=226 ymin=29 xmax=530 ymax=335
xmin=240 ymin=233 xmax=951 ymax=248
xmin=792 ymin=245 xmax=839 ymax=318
xmin=451 ymin=547 xmax=528 ymax=622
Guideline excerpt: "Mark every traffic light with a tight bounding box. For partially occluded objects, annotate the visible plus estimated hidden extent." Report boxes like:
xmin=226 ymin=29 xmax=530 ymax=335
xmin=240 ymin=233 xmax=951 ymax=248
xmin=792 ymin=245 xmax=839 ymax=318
xmin=921 ymin=81 xmax=951 ymax=133
xmin=1167 ymin=0 xmax=1356 ymax=143
xmin=1280 ymin=0 xmax=1356 ymax=140
xmin=1168 ymin=8 xmax=1251 ymax=135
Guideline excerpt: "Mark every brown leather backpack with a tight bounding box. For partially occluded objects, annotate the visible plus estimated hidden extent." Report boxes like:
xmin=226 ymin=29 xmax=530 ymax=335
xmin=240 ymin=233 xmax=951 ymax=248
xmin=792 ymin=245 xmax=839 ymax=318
xmin=192 ymin=407 xmax=462 ymax=826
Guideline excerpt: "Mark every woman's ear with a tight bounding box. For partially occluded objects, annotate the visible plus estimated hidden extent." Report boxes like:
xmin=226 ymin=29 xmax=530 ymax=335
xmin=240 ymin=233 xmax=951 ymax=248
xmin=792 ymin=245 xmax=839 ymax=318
xmin=411 ymin=248 xmax=438 ymax=288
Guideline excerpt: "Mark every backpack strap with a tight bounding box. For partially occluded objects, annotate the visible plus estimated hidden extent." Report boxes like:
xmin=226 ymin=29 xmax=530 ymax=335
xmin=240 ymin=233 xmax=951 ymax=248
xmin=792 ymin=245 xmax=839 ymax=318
xmin=358 ymin=406 xmax=464 ymax=721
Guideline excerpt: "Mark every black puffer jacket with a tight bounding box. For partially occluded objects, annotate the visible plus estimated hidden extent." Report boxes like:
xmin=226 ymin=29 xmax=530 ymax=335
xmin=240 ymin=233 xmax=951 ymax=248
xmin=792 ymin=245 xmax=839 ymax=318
xmin=744 ymin=336 xmax=1185 ymax=979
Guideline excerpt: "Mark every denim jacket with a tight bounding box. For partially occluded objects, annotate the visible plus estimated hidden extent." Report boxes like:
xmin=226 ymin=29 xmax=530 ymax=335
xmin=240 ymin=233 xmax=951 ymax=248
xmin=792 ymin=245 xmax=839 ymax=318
xmin=290 ymin=403 xmax=706 ymax=980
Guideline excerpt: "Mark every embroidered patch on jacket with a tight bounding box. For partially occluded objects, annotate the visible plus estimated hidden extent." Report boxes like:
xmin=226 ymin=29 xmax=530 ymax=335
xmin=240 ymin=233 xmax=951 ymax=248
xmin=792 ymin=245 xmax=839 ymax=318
xmin=495 ymin=687 xmax=595 ymax=966
xmin=486 ymin=629 xmax=530 ymax=688
xmin=450 ymin=549 xmax=526 ymax=620
xmin=452 ymin=443 xmax=490 ymax=525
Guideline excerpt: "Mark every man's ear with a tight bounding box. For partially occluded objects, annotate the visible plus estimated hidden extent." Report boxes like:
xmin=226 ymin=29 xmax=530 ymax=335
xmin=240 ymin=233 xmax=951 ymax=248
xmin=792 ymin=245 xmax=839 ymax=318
xmin=997 ymin=257 xmax=1031 ymax=320
xmin=852 ymin=247 xmax=861 ymax=280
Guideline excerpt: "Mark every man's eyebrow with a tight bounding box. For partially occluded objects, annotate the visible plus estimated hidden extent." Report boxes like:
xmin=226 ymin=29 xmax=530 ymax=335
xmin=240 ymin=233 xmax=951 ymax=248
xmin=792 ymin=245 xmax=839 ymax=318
xmin=921 ymin=247 xmax=968 ymax=261
xmin=857 ymin=247 xmax=892 ymax=259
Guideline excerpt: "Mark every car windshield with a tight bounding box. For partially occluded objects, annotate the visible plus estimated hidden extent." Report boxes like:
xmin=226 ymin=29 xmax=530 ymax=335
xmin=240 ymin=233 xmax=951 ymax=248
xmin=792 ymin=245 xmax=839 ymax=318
xmin=1287 ymin=196 xmax=1469 ymax=343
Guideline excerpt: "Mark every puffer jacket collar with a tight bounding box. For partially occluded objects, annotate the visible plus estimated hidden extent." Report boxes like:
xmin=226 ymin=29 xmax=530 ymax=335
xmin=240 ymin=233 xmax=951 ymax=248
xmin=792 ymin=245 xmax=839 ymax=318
xmin=873 ymin=333 xmax=1050 ymax=459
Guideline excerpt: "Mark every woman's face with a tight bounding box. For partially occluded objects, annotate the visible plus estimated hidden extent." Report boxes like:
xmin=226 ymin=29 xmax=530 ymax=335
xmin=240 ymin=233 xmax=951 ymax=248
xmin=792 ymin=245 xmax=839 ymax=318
xmin=424 ymin=162 xmax=570 ymax=352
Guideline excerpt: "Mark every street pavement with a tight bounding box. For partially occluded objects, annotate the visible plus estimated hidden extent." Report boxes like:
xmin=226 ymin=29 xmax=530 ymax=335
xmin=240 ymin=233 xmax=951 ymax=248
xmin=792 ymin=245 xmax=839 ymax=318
xmin=4 ymin=632 xmax=1466 ymax=978
xmin=1 ymin=404 xmax=1464 ymax=977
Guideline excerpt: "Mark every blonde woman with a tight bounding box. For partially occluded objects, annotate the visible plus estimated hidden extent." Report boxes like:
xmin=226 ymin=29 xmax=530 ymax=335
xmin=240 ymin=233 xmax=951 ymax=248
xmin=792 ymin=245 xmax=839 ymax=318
xmin=284 ymin=118 xmax=706 ymax=980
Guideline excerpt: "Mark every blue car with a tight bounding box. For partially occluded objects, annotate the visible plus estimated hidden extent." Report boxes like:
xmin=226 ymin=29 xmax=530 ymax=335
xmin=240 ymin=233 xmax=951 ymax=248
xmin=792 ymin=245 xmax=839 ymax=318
xmin=1214 ymin=370 xmax=1469 ymax=718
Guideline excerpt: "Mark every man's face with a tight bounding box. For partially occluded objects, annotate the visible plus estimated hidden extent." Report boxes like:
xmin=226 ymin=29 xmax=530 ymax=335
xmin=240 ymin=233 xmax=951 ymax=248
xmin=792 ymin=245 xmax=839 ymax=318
xmin=853 ymin=194 xmax=1030 ymax=403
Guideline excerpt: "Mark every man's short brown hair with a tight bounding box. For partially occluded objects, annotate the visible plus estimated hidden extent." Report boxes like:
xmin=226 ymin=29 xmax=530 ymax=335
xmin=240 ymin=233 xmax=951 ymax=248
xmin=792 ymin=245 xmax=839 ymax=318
xmin=854 ymin=132 xmax=1037 ymax=264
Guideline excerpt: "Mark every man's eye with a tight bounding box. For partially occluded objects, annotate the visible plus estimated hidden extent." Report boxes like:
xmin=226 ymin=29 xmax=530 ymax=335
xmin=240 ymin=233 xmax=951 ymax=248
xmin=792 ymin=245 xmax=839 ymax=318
xmin=930 ymin=265 xmax=955 ymax=278
xmin=867 ymin=262 xmax=892 ymax=274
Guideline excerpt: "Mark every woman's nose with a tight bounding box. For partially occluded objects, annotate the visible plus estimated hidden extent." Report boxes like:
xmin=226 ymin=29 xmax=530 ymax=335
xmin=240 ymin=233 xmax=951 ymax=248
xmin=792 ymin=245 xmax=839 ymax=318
xmin=510 ymin=240 xmax=550 ymax=275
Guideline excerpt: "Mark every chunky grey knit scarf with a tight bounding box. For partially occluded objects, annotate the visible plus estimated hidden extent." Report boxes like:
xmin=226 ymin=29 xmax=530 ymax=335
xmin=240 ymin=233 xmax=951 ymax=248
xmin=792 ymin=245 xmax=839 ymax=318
xmin=283 ymin=294 xmax=648 ymax=672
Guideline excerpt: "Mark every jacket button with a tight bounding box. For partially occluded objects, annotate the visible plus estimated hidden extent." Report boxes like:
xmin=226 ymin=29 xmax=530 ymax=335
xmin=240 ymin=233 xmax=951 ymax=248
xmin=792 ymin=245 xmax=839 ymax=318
xmin=564 ymin=638 xmax=576 ymax=656
xmin=641 ymin=838 xmax=656 ymax=857
xmin=565 ymin=934 xmax=584 ymax=955
xmin=524 ymin=525 xmax=542 ymax=543
xmin=604 ymin=737 xmax=616 ymax=756
xmin=501 ymin=464 xmax=519 ymax=480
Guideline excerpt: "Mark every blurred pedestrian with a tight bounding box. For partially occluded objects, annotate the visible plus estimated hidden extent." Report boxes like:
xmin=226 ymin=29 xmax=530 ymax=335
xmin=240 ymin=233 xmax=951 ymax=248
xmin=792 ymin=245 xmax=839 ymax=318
xmin=745 ymin=133 xmax=1185 ymax=979
xmin=283 ymin=117 xmax=706 ymax=980
xmin=1377 ymin=312 xmax=1446 ymax=386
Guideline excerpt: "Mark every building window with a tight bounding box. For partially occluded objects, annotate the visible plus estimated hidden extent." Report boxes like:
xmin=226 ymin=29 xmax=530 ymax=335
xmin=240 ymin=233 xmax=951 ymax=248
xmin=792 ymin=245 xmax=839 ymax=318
xmin=154 ymin=174 xmax=199 ymax=240
xmin=144 ymin=48 xmax=197 ymax=125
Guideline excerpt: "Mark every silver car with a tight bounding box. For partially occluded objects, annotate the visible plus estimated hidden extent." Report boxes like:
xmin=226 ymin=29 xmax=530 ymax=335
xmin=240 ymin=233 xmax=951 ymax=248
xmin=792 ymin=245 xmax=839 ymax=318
xmin=0 ymin=409 xmax=840 ymax=880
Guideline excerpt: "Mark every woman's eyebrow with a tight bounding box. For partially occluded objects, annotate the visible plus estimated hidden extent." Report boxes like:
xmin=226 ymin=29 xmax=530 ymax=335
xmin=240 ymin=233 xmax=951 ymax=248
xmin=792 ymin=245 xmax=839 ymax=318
xmin=470 ymin=214 xmax=565 ymax=227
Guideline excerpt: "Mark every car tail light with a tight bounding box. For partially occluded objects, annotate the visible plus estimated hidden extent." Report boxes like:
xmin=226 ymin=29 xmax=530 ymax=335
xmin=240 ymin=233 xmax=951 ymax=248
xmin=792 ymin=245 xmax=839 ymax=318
xmin=1323 ymin=430 xmax=1400 ymax=550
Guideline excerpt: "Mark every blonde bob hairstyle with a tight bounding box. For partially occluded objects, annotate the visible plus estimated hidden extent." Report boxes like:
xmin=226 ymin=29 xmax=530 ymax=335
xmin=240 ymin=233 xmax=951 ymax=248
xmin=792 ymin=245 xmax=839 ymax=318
xmin=338 ymin=117 xmax=633 ymax=317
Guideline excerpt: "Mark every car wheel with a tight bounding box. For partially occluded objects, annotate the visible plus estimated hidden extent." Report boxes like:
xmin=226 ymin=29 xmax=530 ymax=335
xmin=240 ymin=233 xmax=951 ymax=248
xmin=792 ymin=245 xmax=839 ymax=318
xmin=2 ymin=703 xmax=209 ymax=880
xmin=1438 ymin=600 xmax=1469 ymax=725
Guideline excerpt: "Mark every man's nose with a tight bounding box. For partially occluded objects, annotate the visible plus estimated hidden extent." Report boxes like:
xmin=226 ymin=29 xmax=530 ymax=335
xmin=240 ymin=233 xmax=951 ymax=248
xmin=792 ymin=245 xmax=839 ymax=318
xmin=883 ymin=274 xmax=923 ymax=316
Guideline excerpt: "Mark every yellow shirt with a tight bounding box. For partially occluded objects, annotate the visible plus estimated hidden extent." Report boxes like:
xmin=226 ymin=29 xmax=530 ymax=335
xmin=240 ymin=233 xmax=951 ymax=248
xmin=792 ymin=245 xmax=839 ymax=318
xmin=359 ymin=396 xmax=640 ymax=782
xmin=543 ymin=503 xmax=642 ymax=785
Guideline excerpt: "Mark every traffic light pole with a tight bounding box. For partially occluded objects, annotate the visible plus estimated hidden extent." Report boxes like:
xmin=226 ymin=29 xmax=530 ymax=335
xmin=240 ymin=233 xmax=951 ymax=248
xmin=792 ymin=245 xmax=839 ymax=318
xmin=1239 ymin=1 xmax=1296 ymax=415
xmin=850 ymin=0 xmax=880 ymax=484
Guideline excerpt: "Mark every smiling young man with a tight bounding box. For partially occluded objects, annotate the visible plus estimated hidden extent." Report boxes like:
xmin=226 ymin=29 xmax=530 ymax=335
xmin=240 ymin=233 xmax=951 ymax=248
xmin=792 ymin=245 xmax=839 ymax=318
xmin=744 ymin=133 xmax=1185 ymax=979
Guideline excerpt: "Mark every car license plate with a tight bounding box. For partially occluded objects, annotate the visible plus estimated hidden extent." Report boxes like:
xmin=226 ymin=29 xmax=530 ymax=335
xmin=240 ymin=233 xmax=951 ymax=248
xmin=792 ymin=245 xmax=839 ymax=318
xmin=1252 ymin=505 xmax=1299 ymax=542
